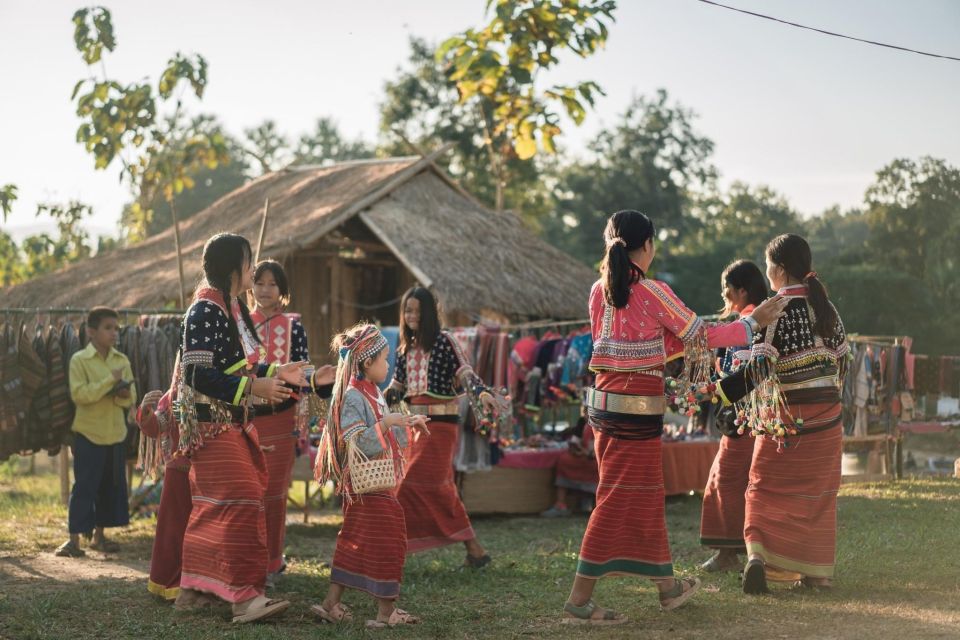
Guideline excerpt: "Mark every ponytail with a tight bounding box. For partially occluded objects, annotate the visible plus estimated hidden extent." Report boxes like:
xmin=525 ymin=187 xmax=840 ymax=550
xmin=600 ymin=210 xmax=654 ymax=309
xmin=766 ymin=234 xmax=838 ymax=340
xmin=805 ymin=275 xmax=838 ymax=339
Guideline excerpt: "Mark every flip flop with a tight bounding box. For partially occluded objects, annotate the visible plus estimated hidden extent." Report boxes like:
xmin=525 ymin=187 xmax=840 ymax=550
xmin=465 ymin=553 xmax=492 ymax=569
xmin=560 ymin=600 xmax=627 ymax=625
xmin=89 ymin=539 xmax=120 ymax=553
xmin=659 ymin=577 xmax=701 ymax=611
xmin=311 ymin=603 xmax=353 ymax=623
xmin=231 ymin=596 xmax=290 ymax=624
xmin=365 ymin=607 xmax=420 ymax=629
xmin=54 ymin=541 xmax=85 ymax=558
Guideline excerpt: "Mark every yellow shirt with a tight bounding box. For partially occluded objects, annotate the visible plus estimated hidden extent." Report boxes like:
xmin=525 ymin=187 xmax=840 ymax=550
xmin=69 ymin=344 xmax=137 ymax=445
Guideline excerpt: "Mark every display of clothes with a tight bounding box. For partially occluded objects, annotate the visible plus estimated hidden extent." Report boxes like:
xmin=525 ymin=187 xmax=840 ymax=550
xmin=0 ymin=313 xmax=182 ymax=462
xmin=0 ymin=321 xmax=86 ymax=460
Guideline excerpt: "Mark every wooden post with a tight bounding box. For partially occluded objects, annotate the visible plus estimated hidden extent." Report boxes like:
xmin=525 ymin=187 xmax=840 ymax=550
xmin=254 ymin=198 xmax=270 ymax=264
xmin=170 ymin=198 xmax=187 ymax=308
xmin=59 ymin=447 xmax=70 ymax=506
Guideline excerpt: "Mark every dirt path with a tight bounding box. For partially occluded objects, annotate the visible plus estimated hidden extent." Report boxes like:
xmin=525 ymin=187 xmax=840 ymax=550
xmin=0 ymin=552 xmax=149 ymax=587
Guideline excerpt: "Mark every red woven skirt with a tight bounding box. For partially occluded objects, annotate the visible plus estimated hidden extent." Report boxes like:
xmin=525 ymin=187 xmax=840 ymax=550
xmin=745 ymin=406 xmax=842 ymax=579
xmin=331 ymin=492 xmax=407 ymax=599
xmin=397 ymin=420 xmax=475 ymax=553
xmin=256 ymin=409 xmax=297 ymax=574
xmin=147 ymin=459 xmax=192 ymax=600
xmin=576 ymin=430 xmax=673 ymax=579
xmin=699 ymin=434 xmax=756 ymax=549
xmin=180 ymin=425 xmax=269 ymax=603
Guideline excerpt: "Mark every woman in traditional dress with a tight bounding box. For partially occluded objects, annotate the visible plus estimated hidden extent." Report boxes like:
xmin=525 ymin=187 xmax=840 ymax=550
xmin=387 ymin=287 xmax=501 ymax=567
xmin=176 ymin=233 xmax=308 ymax=623
xmin=714 ymin=234 xmax=847 ymax=593
xmin=561 ymin=210 xmax=786 ymax=624
xmin=699 ymin=259 xmax=768 ymax=571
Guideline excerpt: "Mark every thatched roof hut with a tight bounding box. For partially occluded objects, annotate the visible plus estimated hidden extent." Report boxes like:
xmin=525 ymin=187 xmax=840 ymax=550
xmin=2 ymin=153 xmax=596 ymax=359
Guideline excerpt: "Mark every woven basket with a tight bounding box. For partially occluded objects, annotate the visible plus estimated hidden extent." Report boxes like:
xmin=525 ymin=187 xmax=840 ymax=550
xmin=348 ymin=440 xmax=397 ymax=495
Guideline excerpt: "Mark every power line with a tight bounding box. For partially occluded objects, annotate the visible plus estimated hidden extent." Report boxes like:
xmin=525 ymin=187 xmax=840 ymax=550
xmin=696 ymin=0 xmax=960 ymax=62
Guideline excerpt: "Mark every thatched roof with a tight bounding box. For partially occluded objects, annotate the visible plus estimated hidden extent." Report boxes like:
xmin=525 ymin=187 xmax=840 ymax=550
xmin=2 ymin=155 xmax=596 ymax=320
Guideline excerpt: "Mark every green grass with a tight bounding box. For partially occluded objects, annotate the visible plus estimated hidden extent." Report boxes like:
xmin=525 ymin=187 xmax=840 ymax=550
xmin=2 ymin=466 xmax=959 ymax=639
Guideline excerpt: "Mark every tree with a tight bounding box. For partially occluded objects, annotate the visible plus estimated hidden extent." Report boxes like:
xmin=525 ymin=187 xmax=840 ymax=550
xmin=439 ymin=0 xmax=616 ymax=210
xmin=294 ymin=117 xmax=375 ymax=165
xmin=17 ymin=201 xmax=94 ymax=280
xmin=120 ymin=115 xmax=248 ymax=238
xmin=541 ymin=90 xmax=717 ymax=267
xmin=380 ymin=37 xmax=551 ymax=223
xmin=242 ymin=120 xmax=290 ymax=174
xmin=0 ymin=231 xmax=25 ymax=287
xmin=71 ymin=6 xmax=230 ymax=304
xmin=1 ymin=184 xmax=16 ymax=223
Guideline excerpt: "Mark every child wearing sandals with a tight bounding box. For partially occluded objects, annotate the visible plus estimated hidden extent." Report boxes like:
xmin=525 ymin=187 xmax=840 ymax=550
xmin=311 ymin=323 xmax=430 ymax=629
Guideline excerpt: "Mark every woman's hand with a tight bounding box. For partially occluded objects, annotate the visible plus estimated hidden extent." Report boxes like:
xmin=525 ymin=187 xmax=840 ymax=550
xmin=311 ymin=364 xmax=336 ymax=387
xmin=751 ymin=295 xmax=788 ymax=328
xmin=277 ymin=361 xmax=309 ymax=386
xmin=407 ymin=415 xmax=431 ymax=435
xmin=251 ymin=376 xmax=293 ymax=404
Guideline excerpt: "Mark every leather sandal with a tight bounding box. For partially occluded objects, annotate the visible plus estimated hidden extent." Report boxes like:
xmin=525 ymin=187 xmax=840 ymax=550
xmin=311 ymin=602 xmax=353 ymax=623
xmin=561 ymin=600 xmax=627 ymax=625
xmin=659 ymin=577 xmax=701 ymax=611
xmin=231 ymin=595 xmax=290 ymax=624
xmin=742 ymin=558 xmax=769 ymax=595
xmin=365 ymin=607 xmax=420 ymax=629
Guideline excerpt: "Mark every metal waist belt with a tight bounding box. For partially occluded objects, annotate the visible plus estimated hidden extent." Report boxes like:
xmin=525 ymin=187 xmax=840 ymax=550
xmin=779 ymin=377 xmax=839 ymax=392
xmin=584 ymin=388 xmax=666 ymax=415
xmin=407 ymin=401 xmax=461 ymax=416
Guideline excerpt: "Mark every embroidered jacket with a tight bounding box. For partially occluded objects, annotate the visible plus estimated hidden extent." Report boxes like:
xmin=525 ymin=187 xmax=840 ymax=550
xmin=718 ymin=286 xmax=848 ymax=407
xmin=389 ymin=330 xmax=487 ymax=402
xmin=251 ymin=310 xmax=308 ymax=365
xmin=181 ymin=290 xmax=274 ymax=407
xmin=588 ymin=278 xmax=753 ymax=394
xmin=717 ymin=304 xmax=756 ymax=375
xmin=340 ymin=380 xmax=410 ymax=459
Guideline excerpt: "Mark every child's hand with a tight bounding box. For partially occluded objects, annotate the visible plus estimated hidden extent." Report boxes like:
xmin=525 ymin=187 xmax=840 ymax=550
xmin=408 ymin=415 xmax=431 ymax=436
xmin=140 ymin=390 xmax=163 ymax=414
xmin=312 ymin=365 xmax=336 ymax=387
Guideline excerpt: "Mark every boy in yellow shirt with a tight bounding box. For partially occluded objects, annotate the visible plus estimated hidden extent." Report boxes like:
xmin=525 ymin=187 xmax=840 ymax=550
xmin=55 ymin=307 xmax=137 ymax=557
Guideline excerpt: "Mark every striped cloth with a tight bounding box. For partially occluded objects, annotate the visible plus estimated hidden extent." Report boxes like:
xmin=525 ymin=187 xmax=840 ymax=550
xmin=256 ymin=409 xmax=298 ymax=574
xmin=745 ymin=406 xmax=842 ymax=579
xmin=699 ymin=435 xmax=756 ymax=549
xmin=555 ymin=426 xmax=599 ymax=493
xmin=331 ymin=492 xmax=407 ymax=599
xmin=397 ymin=419 xmax=476 ymax=553
xmin=180 ymin=425 xmax=268 ymax=603
xmin=576 ymin=430 xmax=673 ymax=579
xmin=147 ymin=463 xmax=192 ymax=600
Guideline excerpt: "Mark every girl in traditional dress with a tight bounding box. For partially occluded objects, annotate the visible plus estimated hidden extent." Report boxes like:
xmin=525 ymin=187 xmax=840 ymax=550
xmin=176 ymin=233 xmax=308 ymax=623
xmin=699 ymin=259 xmax=768 ymax=571
xmin=387 ymin=287 xmax=501 ymax=567
xmin=250 ymin=259 xmax=315 ymax=584
xmin=713 ymin=234 xmax=848 ymax=593
xmin=311 ymin=324 xmax=430 ymax=629
xmin=561 ymin=210 xmax=786 ymax=624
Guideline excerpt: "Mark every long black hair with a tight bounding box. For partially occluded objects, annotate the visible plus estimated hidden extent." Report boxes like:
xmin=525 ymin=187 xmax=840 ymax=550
xmin=398 ymin=286 xmax=442 ymax=355
xmin=720 ymin=259 xmax=768 ymax=315
xmin=200 ymin=233 xmax=259 ymax=347
xmin=254 ymin=259 xmax=290 ymax=307
xmin=600 ymin=210 xmax=655 ymax=308
xmin=766 ymin=234 xmax=838 ymax=339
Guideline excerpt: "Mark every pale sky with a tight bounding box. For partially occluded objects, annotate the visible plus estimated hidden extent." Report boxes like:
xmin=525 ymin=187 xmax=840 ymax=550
xmin=2 ymin=0 xmax=958 ymax=242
